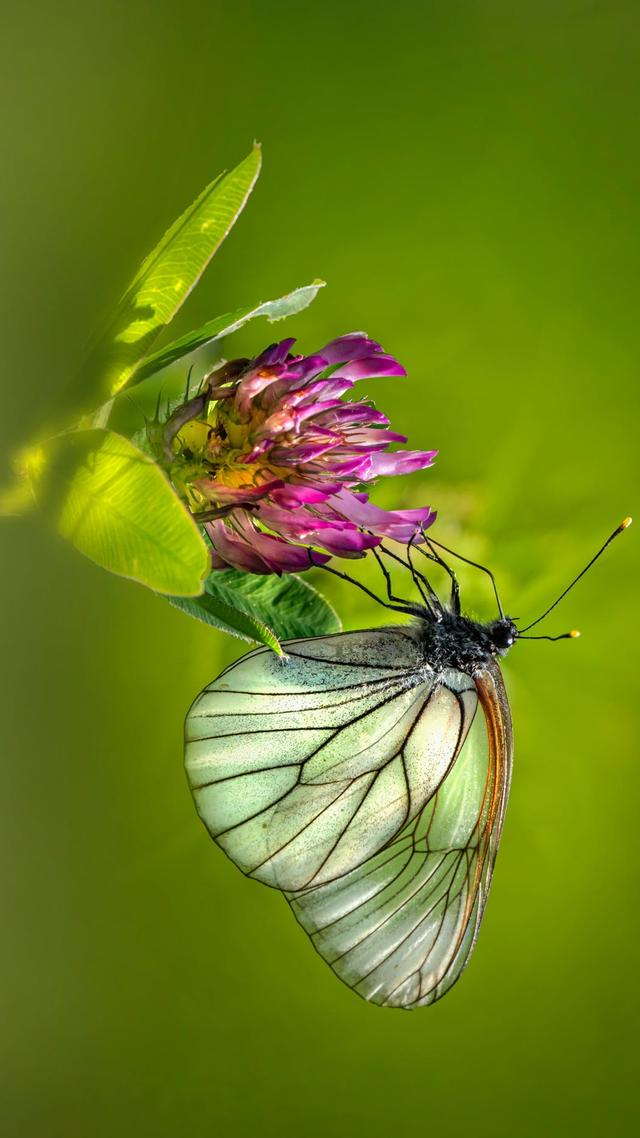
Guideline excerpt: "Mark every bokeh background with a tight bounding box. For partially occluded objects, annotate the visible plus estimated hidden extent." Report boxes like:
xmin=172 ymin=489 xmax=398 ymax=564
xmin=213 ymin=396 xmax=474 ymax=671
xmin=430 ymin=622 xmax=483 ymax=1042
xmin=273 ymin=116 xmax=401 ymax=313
xmin=1 ymin=2 xmax=638 ymax=1136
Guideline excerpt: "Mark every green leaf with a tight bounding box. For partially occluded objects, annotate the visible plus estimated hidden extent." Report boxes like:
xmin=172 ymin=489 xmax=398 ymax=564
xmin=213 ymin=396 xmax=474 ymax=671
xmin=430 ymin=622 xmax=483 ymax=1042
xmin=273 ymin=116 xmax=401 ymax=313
xmin=133 ymin=280 xmax=325 ymax=383
xmin=39 ymin=429 xmax=209 ymax=595
xmin=72 ymin=145 xmax=262 ymax=413
xmin=169 ymin=567 xmax=341 ymax=651
xmin=168 ymin=591 xmax=283 ymax=655
xmin=210 ymin=569 xmax=341 ymax=639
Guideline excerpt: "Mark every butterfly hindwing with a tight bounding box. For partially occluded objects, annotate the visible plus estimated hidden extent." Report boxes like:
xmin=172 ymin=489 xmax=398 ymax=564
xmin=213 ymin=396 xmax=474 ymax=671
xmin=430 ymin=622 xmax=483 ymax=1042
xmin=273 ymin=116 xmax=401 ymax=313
xmin=287 ymin=662 xmax=512 ymax=1008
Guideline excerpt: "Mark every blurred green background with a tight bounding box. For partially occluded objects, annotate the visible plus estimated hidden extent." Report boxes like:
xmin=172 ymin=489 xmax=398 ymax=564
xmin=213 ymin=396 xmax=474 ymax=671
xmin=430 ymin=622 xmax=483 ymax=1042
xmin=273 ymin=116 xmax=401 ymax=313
xmin=1 ymin=2 xmax=638 ymax=1136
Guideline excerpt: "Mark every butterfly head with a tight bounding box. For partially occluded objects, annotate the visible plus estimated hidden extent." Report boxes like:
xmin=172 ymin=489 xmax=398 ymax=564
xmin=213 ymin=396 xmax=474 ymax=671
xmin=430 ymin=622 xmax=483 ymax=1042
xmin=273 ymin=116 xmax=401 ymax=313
xmin=485 ymin=617 xmax=518 ymax=655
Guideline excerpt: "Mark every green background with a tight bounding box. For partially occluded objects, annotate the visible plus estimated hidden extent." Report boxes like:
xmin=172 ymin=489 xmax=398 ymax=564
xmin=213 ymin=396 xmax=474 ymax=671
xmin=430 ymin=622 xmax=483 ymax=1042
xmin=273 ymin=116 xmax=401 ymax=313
xmin=1 ymin=2 xmax=638 ymax=1136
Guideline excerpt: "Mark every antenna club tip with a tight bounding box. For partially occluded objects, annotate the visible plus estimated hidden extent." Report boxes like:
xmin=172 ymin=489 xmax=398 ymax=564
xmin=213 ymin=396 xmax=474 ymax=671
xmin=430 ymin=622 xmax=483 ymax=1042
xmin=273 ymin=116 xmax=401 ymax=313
xmin=569 ymin=629 xmax=581 ymax=638
xmin=619 ymin=516 xmax=633 ymax=531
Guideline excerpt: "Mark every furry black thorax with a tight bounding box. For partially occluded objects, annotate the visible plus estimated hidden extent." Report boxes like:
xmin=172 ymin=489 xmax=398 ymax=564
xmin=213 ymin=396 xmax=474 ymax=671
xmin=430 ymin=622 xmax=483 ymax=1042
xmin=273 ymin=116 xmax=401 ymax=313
xmin=412 ymin=609 xmax=518 ymax=673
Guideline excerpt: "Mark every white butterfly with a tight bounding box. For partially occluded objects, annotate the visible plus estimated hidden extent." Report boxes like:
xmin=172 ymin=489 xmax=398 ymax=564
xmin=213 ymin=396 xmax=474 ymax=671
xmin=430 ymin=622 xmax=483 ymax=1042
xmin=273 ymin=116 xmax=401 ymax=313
xmin=185 ymin=616 xmax=513 ymax=1008
xmin=184 ymin=520 xmax=629 ymax=1009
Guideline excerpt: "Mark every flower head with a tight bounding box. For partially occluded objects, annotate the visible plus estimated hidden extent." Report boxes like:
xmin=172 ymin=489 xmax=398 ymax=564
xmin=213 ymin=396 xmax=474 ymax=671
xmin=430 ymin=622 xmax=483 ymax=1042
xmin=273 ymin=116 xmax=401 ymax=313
xmin=165 ymin=334 xmax=436 ymax=573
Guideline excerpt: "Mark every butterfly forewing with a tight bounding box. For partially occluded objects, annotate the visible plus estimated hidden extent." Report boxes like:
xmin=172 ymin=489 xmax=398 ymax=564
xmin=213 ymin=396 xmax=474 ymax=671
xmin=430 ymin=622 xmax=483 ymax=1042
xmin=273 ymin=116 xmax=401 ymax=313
xmin=186 ymin=629 xmax=432 ymax=886
xmin=185 ymin=630 xmax=512 ymax=1008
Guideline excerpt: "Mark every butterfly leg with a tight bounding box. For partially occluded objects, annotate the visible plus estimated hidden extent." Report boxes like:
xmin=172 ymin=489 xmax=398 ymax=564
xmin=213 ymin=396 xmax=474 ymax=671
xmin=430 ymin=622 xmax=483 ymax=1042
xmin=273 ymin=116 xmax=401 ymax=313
xmin=308 ymin=550 xmax=419 ymax=617
xmin=419 ymin=531 xmax=461 ymax=615
xmin=370 ymin=546 xmax=412 ymax=606
xmin=406 ymin=534 xmax=445 ymax=618
xmin=374 ymin=541 xmax=440 ymax=619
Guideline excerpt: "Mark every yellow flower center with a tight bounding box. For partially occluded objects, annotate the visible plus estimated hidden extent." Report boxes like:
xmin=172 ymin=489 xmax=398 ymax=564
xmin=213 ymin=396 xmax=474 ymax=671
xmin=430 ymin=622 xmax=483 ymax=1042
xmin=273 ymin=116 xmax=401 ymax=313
xmin=171 ymin=400 xmax=288 ymax=516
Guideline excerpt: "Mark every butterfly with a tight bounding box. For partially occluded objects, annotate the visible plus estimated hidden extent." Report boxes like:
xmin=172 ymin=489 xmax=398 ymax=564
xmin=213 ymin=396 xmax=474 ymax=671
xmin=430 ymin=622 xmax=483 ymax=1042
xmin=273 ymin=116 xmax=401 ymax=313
xmin=184 ymin=519 xmax=630 ymax=1009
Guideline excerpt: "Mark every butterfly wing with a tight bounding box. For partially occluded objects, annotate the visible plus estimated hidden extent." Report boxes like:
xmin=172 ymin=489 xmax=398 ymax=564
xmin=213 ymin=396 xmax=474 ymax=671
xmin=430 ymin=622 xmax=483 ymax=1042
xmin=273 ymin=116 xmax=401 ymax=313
xmin=185 ymin=628 xmax=476 ymax=892
xmin=185 ymin=631 xmax=512 ymax=1009
xmin=287 ymin=660 xmax=513 ymax=1008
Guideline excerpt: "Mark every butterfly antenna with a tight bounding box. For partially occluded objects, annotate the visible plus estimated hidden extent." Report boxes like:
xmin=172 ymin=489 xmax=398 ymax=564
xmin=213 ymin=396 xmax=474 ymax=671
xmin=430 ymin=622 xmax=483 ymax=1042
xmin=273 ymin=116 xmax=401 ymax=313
xmin=519 ymin=630 xmax=581 ymax=642
xmin=519 ymin=517 xmax=632 ymax=634
xmin=425 ymin=535 xmax=505 ymax=619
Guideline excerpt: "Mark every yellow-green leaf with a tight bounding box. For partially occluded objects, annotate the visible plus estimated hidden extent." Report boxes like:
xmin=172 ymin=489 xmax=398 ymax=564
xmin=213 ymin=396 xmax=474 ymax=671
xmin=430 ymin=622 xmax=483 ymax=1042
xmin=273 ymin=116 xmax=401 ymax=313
xmin=72 ymin=145 xmax=262 ymax=413
xmin=134 ymin=281 xmax=325 ymax=384
xmin=39 ymin=429 xmax=209 ymax=595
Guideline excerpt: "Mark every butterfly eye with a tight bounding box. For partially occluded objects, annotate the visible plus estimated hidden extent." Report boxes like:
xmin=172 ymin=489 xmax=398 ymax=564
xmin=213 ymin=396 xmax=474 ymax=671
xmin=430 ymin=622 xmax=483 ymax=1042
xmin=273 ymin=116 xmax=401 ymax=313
xmin=488 ymin=621 xmax=516 ymax=651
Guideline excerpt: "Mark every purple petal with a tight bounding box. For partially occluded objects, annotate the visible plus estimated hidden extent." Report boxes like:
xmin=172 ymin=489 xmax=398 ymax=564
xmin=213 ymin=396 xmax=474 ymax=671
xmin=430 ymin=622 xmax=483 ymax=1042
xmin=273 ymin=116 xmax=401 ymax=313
xmin=254 ymin=402 xmax=339 ymax=439
xmin=256 ymin=408 xmax=298 ymax=437
xmin=282 ymin=354 xmax=330 ymax=381
xmin=311 ymin=404 xmax=390 ymax=429
xmin=330 ymin=354 xmax=406 ymax=382
xmin=325 ymin=490 xmax=436 ymax=540
xmin=259 ymin=503 xmax=379 ymax=558
xmin=209 ymin=545 xmax=229 ymax=570
xmin=270 ymin=441 xmax=337 ymax=464
xmin=241 ymin=439 xmax=274 ymax=462
xmin=254 ymin=338 xmax=297 ymax=367
xmin=316 ymin=333 xmax=382 ymax=364
xmin=281 ymin=475 xmax=343 ymax=495
xmin=257 ymin=504 xmax=340 ymax=539
xmin=361 ymin=449 xmax=438 ymax=477
xmin=375 ymin=511 xmax=437 ymax=540
xmin=294 ymin=378 xmax=355 ymax=404
xmin=205 ymin=519 xmax=273 ymax=573
xmin=258 ymin=358 xmax=331 ymax=410
xmin=207 ymin=516 xmax=330 ymax=574
xmin=292 ymin=399 xmax=345 ymax=426
xmin=344 ymin=429 xmax=408 ymax=448
xmin=235 ymin=368 xmax=283 ymax=416
xmin=270 ymin=484 xmax=333 ymax=507
xmin=249 ymin=530 xmax=330 ymax=572
xmin=372 ymin=513 xmax=437 ymax=541
xmin=313 ymin=529 xmax=380 ymax=557
xmin=320 ymin=456 xmax=372 ymax=478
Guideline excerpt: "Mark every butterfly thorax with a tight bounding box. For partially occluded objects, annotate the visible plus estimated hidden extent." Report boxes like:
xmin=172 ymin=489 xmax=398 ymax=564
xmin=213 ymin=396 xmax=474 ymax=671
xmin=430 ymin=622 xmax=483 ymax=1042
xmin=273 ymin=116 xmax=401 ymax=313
xmin=412 ymin=610 xmax=517 ymax=673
